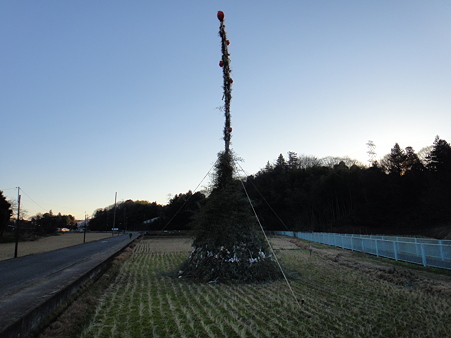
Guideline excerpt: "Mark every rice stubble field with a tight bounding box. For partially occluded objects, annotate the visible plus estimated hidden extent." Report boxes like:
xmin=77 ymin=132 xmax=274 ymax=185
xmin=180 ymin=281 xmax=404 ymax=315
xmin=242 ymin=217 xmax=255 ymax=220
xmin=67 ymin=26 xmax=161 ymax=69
xmin=50 ymin=235 xmax=451 ymax=337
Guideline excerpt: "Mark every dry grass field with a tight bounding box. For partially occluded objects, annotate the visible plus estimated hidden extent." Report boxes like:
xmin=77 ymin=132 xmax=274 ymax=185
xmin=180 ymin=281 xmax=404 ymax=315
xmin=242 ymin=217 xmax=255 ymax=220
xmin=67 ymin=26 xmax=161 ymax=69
xmin=55 ymin=235 xmax=451 ymax=338
xmin=0 ymin=232 xmax=115 ymax=261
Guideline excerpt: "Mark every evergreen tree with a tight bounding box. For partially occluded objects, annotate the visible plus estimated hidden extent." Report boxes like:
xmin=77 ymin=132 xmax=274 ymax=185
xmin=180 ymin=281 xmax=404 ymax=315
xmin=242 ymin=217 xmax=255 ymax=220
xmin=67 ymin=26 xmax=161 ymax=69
xmin=0 ymin=191 xmax=12 ymax=237
xmin=427 ymin=136 xmax=451 ymax=173
xmin=275 ymin=153 xmax=288 ymax=172
xmin=381 ymin=143 xmax=407 ymax=175
xmin=424 ymin=136 xmax=451 ymax=224
xmin=404 ymin=146 xmax=424 ymax=175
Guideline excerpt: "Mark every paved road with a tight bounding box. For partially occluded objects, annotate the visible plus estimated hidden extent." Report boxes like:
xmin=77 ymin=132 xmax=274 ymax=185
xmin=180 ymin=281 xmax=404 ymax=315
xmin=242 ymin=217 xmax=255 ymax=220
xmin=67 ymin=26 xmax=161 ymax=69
xmin=0 ymin=233 xmax=137 ymax=336
xmin=0 ymin=234 xmax=132 ymax=299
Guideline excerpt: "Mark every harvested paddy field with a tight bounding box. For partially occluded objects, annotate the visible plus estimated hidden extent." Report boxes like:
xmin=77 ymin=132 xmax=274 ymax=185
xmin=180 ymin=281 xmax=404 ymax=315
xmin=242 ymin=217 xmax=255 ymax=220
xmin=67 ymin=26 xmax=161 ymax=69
xmin=0 ymin=232 xmax=115 ymax=261
xmin=51 ymin=235 xmax=451 ymax=337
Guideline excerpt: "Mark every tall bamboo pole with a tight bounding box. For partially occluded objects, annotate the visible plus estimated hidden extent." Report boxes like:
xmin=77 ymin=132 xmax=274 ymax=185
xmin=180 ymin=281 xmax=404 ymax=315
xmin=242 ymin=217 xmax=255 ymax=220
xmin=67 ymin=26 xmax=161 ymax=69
xmin=14 ymin=187 xmax=21 ymax=258
xmin=218 ymin=11 xmax=233 ymax=154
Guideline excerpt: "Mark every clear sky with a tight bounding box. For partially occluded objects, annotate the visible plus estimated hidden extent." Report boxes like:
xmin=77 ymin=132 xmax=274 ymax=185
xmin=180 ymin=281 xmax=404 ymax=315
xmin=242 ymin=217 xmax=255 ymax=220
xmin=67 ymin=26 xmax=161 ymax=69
xmin=1 ymin=1 xmax=450 ymax=220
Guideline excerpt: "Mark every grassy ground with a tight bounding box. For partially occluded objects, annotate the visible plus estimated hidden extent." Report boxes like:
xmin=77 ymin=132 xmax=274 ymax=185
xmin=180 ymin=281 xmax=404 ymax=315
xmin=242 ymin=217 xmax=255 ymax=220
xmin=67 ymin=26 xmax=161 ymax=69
xmin=41 ymin=236 xmax=451 ymax=337
xmin=0 ymin=232 xmax=117 ymax=260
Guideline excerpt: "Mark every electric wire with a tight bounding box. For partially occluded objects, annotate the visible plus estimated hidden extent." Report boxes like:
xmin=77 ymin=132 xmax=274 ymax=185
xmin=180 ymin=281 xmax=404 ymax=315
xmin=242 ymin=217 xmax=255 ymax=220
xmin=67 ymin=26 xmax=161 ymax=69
xmin=19 ymin=188 xmax=48 ymax=213
xmin=4 ymin=187 xmax=85 ymax=216
xmin=0 ymin=187 xmax=17 ymax=192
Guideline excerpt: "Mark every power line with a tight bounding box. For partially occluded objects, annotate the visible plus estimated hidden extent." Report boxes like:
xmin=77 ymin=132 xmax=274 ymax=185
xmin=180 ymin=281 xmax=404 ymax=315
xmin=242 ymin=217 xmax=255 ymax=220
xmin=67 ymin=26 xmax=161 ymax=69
xmin=0 ymin=187 xmax=17 ymax=192
xmin=8 ymin=188 xmax=87 ymax=216
xmin=19 ymin=189 xmax=47 ymax=212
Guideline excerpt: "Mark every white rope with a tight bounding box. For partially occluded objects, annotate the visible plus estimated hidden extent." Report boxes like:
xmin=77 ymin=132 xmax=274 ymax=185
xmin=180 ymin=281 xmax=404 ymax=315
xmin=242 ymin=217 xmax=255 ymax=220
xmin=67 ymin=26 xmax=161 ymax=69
xmin=234 ymin=161 xmax=291 ymax=232
xmin=238 ymin=174 xmax=304 ymax=311
xmin=159 ymin=161 xmax=216 ymax=233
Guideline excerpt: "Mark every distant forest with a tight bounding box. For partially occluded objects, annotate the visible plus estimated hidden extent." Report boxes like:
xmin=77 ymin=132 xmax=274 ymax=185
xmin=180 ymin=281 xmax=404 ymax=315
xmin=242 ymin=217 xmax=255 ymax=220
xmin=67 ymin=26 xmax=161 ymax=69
xmin=83 ymin=136 xmax=451 ymax=238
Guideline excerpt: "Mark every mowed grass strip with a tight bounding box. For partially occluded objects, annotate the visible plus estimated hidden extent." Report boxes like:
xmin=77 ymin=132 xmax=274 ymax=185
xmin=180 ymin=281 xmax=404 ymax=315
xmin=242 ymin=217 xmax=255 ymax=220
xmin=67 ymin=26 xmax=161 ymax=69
xmin=80 ymin=237 xmax=451 ymax=337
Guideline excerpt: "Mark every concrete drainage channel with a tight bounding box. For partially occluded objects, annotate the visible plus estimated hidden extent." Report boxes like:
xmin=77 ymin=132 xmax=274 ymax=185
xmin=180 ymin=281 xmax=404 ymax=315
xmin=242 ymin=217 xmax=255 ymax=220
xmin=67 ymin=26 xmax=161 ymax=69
xmin=0 ymin=234 xmax=139 ymax=338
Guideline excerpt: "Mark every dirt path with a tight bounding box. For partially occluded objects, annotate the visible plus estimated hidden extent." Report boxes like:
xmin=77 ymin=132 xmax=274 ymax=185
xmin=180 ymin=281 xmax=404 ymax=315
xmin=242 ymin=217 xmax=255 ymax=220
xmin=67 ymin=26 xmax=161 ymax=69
xmin=0 ymin=232 xmax=116 ymax=261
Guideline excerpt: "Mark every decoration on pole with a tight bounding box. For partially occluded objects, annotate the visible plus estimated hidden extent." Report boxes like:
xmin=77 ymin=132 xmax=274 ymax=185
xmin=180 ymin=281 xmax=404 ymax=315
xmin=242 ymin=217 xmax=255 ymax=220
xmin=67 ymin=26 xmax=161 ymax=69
xmin=218 ymin=10 xmax=233 ymax=154
xmin=217 ymin=10 xmax=224 ymax=22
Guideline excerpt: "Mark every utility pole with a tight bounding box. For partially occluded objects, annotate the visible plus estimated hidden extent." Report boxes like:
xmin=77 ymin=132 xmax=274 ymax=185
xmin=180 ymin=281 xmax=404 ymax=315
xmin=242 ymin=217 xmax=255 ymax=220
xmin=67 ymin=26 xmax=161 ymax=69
xmin=124 ymin=206 xmax=127 ymax=233
xmin=83 ymin=212 xmax=87 ymax=243
xmin=14 ymin=187 xmax=21 ymax=258
xmin=112 ymin=192 xmax=117 ymax=236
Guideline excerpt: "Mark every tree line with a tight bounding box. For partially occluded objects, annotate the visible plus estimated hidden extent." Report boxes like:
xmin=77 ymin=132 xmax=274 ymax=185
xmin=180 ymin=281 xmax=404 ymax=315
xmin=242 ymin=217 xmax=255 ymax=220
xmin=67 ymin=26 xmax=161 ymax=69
xmin=89 ymin=199 xmax=163 ymax=231
xmin=88 ymin=191 xmax=205 ymax=232
xmin=243 ymin=136 xmax=451 ymax=236
xmin=31 ymin=211 xmax=76 ymax=233
xmin=157 ymin=135 xmax=450 ymax=237
xmin=1 ymin=136 xmax=449 ymax=238
xmin=0 ymin=199 xmax=77 ymax=238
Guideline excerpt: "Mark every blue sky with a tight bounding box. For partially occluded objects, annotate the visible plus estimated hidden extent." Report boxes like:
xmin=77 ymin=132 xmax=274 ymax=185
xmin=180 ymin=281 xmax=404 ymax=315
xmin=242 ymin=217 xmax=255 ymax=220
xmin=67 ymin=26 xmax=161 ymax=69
xmin=1 ymin=1 xmax=450 ymax=220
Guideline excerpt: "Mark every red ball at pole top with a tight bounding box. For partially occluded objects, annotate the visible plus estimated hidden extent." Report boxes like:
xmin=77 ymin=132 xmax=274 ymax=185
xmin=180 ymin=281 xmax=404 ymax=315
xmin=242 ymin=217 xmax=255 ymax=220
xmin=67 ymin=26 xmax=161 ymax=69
xmin=217 ymin=11 xmax=224 ymax=22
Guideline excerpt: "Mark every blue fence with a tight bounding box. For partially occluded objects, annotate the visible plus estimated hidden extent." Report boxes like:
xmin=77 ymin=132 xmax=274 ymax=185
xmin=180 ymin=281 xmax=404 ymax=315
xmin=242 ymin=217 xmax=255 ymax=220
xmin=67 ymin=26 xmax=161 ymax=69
xmin=271 ymin=231 xmax=451 ymax=270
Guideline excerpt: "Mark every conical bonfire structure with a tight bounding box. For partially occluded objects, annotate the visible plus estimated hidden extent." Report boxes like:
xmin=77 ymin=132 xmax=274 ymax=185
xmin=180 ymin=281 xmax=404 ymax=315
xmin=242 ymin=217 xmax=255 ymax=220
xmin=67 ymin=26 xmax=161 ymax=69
xmin=178 ymin=11 xmax=282 ymax=283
